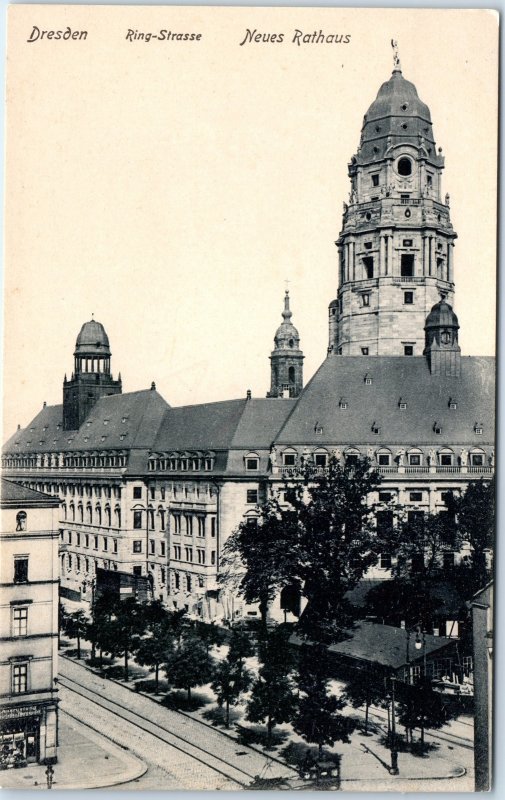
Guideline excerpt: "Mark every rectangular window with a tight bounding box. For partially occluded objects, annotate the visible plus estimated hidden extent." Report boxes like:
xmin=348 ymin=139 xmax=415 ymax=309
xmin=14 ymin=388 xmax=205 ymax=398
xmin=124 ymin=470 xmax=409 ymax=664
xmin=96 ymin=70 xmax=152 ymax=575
xmin=247 ymin=489 xmax=258 ymax=504
xmin=133 ymin=540 xmax=142 ymax=554
xmin=380 ymin=553 xmax=392 ymax=570
xmin=113 ymin=539 xmax=118 ymax=554
xmin=362 ymin=257 xmax=374 ymax=279
xmin=211 ymin=550 xmax=216 ymax=565
xmin=133 ymin=510 xmax=143 ymax=529
xmin=148 ymin=510 xmax=155 ymax=531
xmin=440 ymin=454 xmax=453 ymax=466
xmin=205 ymin=458 xmax=212 ymax=471
xmin=174 ymin=572 xmax=180 ymax=589
xmin=378 ymin=454 xmax=391 ymax=466
xmin=173 ymin=515 xmax=181 ymax=534
xmin=404 ymin=291 xmax=414 ymax=305
xmin=103 ymin=537 xmax=108 ymax=551
xmin=76 ymin=556 xmax=81 ymax=572
xmin=346 ymin=454 xmax=358 ymax=466
xmin=161 ymin=567 xmax=166 ymax=583
xmin=85 ymin=534 xmax=89 ymax=548
xmin=174 ymin=545 xmax=181 ymax=560
xmin=186 ymin=575 xmax=192 ymax=592
xmin=160 ymin=541 xmax=166 ymax=557
xmin=198 ymin=575 xmax=204 ymax=588
xmin=197 ymin=549 xmax=206 ymax=565
xmin=85 ymin=557 xmax=90 ymax=572
xmin=12 ymin=607 xmax=28 ymax=636
xmin=13 ymin=558 xmax=28 ymax=584
xmin=376 ymin=510 xmax=393 ymax=534
xmin=211 ymin=518 xmax=216 ymax=538
xmin=197 ymin=517 xmax=205 ymax=537
xmin=94 ymin=535 xmax=99 ymax=550
xmin=133 ymin=566 xmax=142 ymax=576
xmin=160 ymin=487 xmax=166 ymax=500
xmin=76 ymin=532 xmax=81 ymax=546
xmin=185 ymin=547 xmax=193 ymax=562
xmin=408 ymin=454 xmax=421 ymax=466
xmin=133 ymin=487 xmax=142 ymax=499
xmin=246 ymin=458 xmax=259 ymax=471
xmin=400 ymin=254 xmax=414 ymax=277
xmin=379 ymin=491 xmax=393 ymax=502
xmin=150 ymin=539 xmax=155 ymax=555
xmin=409 ymin=491 xmax=423 ymax=502
xmin=402 ymin=239 xmax=413 ymax=247
xmin=404 ymin=345 xmax=414 ymax=356
xmin=149 ymin=487 xmax=155 ymax=500
xmin=362 ymin=293 xmax=370 ymax=307
xmin=283 ymin=453 xmax=296 ymax=467
xmin=471 ymin=453 xmax=484 ymax=466
xmin=185 ymin=516 xmax=193 ymax=536
xmin=315 ymin=454 xmax=327 ymax=468
xmin=371 ymin=174 xmax=379 ymax=187
xmin=68 ymin=531 xmax=72 ymax=544
xmin=361 ymin=347 xmax=369 ymax=355
xmin=12 ymin=663 xmax=28 ymax=694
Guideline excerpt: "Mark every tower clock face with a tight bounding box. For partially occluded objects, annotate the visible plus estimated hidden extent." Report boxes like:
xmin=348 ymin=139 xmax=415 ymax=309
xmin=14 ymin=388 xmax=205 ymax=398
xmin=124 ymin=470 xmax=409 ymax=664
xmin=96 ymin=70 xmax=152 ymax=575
xmin=441 ymin=330 xmax=451 ymax=344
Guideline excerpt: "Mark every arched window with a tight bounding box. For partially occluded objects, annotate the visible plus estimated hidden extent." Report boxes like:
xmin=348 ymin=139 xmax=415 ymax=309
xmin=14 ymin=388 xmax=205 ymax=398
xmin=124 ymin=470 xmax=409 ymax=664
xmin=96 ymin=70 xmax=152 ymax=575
xmin=407 ymin=448 xmax=423 ymax=467
xmin=115 ymin=507 xmax=121 ymax=528
xmin=470 ymin=448 xmax=485 ymax=467
xmin=345 ymin=448 xmax=360 ymax=466
xmin=376 ymin=448 xmax=392 ymax=467
xmin=438 ymin=448 xmax=454 ymax=467
xmin=78 ymin=504 xmax=84 ymax=523
xmin=288 ymin=366 xmax=295 ymax=383
xmin=96 ymin=506 xmax=102 ymax=526
xmin=86 ymin=505 xmax=93 ymax=524
xmin=245 ymin=452 xmax=260 ymax=471
xmin=282 ymin=448 xmax=297 ymax=467
xmin=105 ymin=506 xmax=111 ymax=527
xmin=16 ymin=511 xmax=27 ymax=531
xmin=314 ymin=449 xmax=329 ymax=469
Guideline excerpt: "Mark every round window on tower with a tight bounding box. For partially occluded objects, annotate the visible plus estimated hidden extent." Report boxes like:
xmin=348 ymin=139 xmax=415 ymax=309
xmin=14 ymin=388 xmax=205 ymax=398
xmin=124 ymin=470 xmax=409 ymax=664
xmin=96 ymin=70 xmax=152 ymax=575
xmin=397 ymin=157 xmax=413 ymax=176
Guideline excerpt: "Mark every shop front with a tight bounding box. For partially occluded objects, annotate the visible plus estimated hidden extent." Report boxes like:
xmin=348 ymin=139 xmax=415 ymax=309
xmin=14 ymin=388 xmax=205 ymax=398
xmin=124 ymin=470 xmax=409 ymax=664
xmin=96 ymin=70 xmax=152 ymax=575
xmin=0 ymin=702 xmax=57 ymax=769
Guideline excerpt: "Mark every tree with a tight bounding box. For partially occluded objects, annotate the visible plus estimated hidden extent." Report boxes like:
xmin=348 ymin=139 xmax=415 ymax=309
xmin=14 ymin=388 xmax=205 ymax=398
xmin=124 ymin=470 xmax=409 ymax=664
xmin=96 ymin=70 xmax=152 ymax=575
xmin=222 ymin=457 xmax=383 ymax=639
xmin=227 ymin=627 xmax=254 ymax=671
xmin=294 ymin=643 xmax=355 ymax=758
xmin=211 ymin=659 xmax=252 ymax=728
xmin=95 ymin=595 xmax=147 ymax=681
xmin=58 ymin=602 xmax=69 ymax=648
xmin=292 ymin=458 xmax=383 ymax=640
xmin=136 ymin=605 xmax=186 ymax=691
xmin=344 ymin=670 xmax=385 ymax=735
xmin=164 ymin=631 xmax=214 ymax=702
xmin=65 ymin=609 xmax=89 ymax=659
xmin=221 ymin=496 xmax=301 ymax=628
xmin=246 ymin=626 xmax=297 ymax=747
xmin=191 ymin=620 xmax=226 ymax=655
xmin=452 ymin=478 xmax=495 ymax=595
xmin=396 ymin=677 xmax=447 ymax=747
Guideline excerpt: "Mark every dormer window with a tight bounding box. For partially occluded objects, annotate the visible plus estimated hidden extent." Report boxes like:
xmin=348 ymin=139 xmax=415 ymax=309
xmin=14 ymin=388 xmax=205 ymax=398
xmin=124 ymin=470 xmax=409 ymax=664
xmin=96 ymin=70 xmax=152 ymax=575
xmin=364 ymin=374 xmax=372 ymax=385
xmin=474 ymin=423 xmax=484 ymax=435
xmin=377 ymin=450 xmax=391 ymax=466
xmin=339 ymin=399 xmax=348 ymax=410
xmin=103 ymin=419 xmax=109 ymax=426
xmin=433 ymin=422 xmax=442 ymax=435
xmin=245 ymin=454 xmax=260 ymax=471
xmin=398 ymin=398 xmax=407 ymax=410
xmin=314 ymin=424 xmax=323 ymax=435
xmin=449 ymin=398 xmax=457 ymax=410
xmin=371 ymin=422 xmax=381 ymax=435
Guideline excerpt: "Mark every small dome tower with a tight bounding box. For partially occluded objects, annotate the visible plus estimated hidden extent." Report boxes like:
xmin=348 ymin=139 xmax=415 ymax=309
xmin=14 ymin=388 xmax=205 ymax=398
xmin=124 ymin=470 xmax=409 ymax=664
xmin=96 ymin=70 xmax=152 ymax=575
xmin=63 ymin=318 xmax=122 ymax=430
xmin=267 ymin=291 xmax=304 ymax=398
xmin=424 ymin=296 xmax=461 ymax=376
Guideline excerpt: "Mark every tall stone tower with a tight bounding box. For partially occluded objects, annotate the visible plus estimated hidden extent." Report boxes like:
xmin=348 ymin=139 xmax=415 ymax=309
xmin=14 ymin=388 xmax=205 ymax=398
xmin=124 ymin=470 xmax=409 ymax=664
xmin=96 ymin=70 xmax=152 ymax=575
xmin=267 ymin=291 xmax=304 ymax=398
xmin=63 ymin=319 xmax=122 ymax=430
xmin=329 ymin=48 xmax=457 ymax=357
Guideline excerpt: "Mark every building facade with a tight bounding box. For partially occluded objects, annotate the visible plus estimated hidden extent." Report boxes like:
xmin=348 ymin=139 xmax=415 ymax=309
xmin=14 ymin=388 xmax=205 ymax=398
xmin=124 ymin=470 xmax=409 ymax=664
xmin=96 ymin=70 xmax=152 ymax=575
xmin=1 ymin=60 xmax=495 ymax=624
xmin=0 ymin=480 xmax=60 ymax=768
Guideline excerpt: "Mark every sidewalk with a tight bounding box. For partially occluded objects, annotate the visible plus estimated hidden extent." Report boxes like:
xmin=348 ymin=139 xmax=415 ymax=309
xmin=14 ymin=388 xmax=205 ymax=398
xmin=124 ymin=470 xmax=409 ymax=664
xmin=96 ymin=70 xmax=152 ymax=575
xmin=0 ymin=712 xmax=146 ymax=790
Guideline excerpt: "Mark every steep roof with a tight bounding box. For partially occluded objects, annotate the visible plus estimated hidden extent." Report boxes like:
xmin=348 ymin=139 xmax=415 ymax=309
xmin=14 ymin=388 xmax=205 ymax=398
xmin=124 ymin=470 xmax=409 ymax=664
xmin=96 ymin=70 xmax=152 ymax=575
xmin=1 ymin=478 xmax=60 ymax=507
xmin=276 ymin=355 xmax=495 ymax=446
xmin=153 ymin=398 xmax=297 ymax=453
xmin=3 ymin=389 xmax=169 ymax=453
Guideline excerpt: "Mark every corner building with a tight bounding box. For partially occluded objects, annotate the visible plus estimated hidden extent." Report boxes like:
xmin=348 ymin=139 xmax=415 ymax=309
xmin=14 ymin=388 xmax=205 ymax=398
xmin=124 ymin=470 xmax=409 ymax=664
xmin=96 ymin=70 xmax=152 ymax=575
xmin=2 ymin=61 xmax=495 ymax=625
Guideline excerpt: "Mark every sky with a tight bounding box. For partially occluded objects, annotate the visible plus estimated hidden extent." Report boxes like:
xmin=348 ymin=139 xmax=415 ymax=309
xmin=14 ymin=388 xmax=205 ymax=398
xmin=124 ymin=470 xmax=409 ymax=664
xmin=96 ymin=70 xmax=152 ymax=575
xmin=3 ymin=6 xmax=498 ymax=438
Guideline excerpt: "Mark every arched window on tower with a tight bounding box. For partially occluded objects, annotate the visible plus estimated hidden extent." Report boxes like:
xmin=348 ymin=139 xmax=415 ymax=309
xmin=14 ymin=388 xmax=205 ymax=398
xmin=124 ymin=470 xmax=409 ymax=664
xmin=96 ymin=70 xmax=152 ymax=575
xmin=288 ymin=366 xmax=295 ymax=384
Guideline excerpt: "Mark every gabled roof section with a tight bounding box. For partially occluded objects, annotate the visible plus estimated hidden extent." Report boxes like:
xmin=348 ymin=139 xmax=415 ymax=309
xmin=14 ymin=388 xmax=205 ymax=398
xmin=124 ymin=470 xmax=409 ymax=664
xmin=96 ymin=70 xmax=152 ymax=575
xmin=230 ymin=399 xmax=297 ymax=449
xmin=276 ymin=355 xmax=495 ymax=445
xmin=3 ymin=390 xmax=170 ymax=453
xmin=1 ymin=478 xmax=60 ymax=507
xmin=153 ymin=399 xmax=248 ymax=452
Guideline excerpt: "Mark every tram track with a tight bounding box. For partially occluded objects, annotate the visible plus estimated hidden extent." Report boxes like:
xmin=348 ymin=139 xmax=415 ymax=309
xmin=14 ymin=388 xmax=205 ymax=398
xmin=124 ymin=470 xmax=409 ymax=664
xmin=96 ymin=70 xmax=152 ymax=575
xmin=58 ymin=673 xmax=280 ymax=788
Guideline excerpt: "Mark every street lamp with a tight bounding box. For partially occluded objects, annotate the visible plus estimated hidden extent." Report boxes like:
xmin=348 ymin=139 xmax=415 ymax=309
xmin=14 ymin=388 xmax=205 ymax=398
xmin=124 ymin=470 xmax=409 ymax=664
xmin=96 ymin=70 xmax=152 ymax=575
xmin=389 ymin=676 xmax=399 ymax=775
xmin=414 ymin=626 xmax=427 ymax=676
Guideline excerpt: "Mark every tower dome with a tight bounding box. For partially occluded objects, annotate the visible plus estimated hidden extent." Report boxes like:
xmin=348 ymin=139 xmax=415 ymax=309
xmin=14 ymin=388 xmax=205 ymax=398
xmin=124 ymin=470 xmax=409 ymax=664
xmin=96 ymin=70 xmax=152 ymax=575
xmin=425 ymin=298 xmax=459 ymax=332
xmin=75 ymin=319 xmax=111 ymax=356
xmin=274 ymin=291 xmax=301 ymax=349
xmin=267 ymin=291 xmax=304 ymax=398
